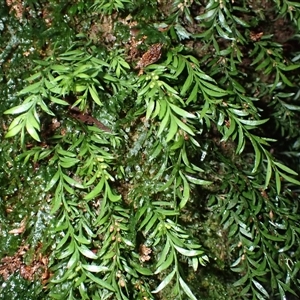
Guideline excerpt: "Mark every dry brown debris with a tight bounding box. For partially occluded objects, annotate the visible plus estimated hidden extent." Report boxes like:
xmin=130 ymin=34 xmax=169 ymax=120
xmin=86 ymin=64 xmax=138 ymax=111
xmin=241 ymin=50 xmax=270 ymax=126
xmin=134 ymin=43 xmax=163 ymax=75
xmin=0 ymin=244 xmax=50 ymax=284
xmin=250 ymin=31 xmax=264 ymax=42
xmin=8 ymin=217 xmax=27 ymax=235
xmin=139 ymin=244 xmax=152 ymax=262
xmin=6 ymin=0 xmax=24 ymax=19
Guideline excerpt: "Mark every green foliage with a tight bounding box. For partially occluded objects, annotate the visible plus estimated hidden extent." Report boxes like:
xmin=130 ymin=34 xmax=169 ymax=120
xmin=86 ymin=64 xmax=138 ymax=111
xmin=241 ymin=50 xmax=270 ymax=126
xmin=3 ymin=38 xmax=212 ymax=298
xmin=93 ymin=0 xmax=131 ymax=14
xmin=208 ymin=156 xmax=300 ymax=299
xmin=2 ymin=0 xmax=300 ymax=299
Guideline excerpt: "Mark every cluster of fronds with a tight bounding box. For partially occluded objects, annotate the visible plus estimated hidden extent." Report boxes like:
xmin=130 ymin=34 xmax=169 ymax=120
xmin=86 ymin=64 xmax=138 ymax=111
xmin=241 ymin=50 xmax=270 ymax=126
xmin=1 ymin=0 xmax=300 ymax=299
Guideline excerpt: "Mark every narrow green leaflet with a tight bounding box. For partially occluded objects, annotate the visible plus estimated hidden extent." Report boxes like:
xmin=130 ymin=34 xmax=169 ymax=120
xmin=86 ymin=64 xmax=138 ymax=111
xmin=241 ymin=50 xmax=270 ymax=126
xmin=274 ymin=162 xmax=298 ymax=176
xmin=275 ymin=171 xmax=282 ymax=194
xmin=152 ymin=268 xmax=176 ymax=293
xmin=179 ymin=277 xmax=197 ymax=300
xmin=5 ymin=123 xmax=23 ymax=138
xmin=174 ymin=116 xmax=195 ymax=136
xmin=45 ymin=170 xmax=60 ymax=191
xmin=278 ymin=171 xmax=300 ymax=186
xmin=106 ymin=182 xmax=121 ymax=202
xmin=84 ymin=176 xmax=105 ymax=200
xmin=259 ymin=228 xmax=285 ymax=242
xmin=264 ymin=156 xmax=272 ymax=189
xmin=154 ymin=250 xmax=174 ymax=274
xmin=89 ymin=85 xmax=102 ymax=106
xmin=149 ymin=142 xmax=163 ymax=161
xmin=200 ymin=80 xmax=228 ymax=96
xmin=38 ymin=99 xmax=55 ymax=115
xmin=130 ymin=261 xmax=153 ymax=276
xmin=144 ymin=214 xmax=159 ymax=234
xmin=157 ymin=107 xmax=170 ymax=137
xmin=222 ymin=117 xmax=236 ymax=141
xmin=51 ymin=186 xmax=63 ymax=214
xmin=146 ymin=99 xmax=155 ymax=120
xmin=249 ymin=137 xmax=262 ymax=173
xmin=195 ymin=6 xmax=218 ymax=21
xmin=174 ymin=245 xmax=204 ymax=257
xmin=57 ymin=240 xmax=75 ymax=259
xmin=180 ymin=72 xmax=194 ymax=96
xmin=169 ymin=103 xmax=196 ymax=119
xmin=179 ymin=173 xmax=190 ymax=209
xmin=56 ymin=230 xmax=70 ymax=251
xmin=4 ymin=102 xmax=33 ymax=115
xmin=236 ymin=125 xmax=245 ymax=154
xmin=252 ymin=280 xmax=269 ymax=298
xmin=57 ymin=148 xmax=77 ymax=157
xmin=233 ymin=274 xmax=249 ymax=287
xmin=186 ymin=84 xmax=198 ymax=104
xmin=26 ymin=71 xmax=42 ymax=81
xmin=78 ymin=244 xmax=98 ymax=259
xmin=201 ymin=85 xmax=227 ymax=98
xmin=17 ymin=81 xmax=42 ymax=95
xmin=238 ymin=118 xmax=269 ymax=126
xmin=81 ymin=264 xmax=109 ymax=273
xmin=166 ymin=114 xmax=178 ymax=142
xmin=67 ymin=251 xmax=79 ymax=269
xmin=62 ymin=173 xmax=85 ymax=189
xmin=25 ymin=119 xmax=41 ymax=141
xmin=155 ymin=240 xmax=171 ymax=269
xmin=59 ymin=156 xmax=80 ymax=168
xmin=161 ymin=81 xmax=178 ymax=95
xmin=185 ymin=174 xmax=212 ymax=185
xmin=74 ymin=234 xmax=91 ymax=245
xmin=50 ymin=96 xmax=69 ymax=105
xmin=138 ymin=210 xmax=154 ymax=231
xmin=85 ymin=271 xmax=115 ymax=292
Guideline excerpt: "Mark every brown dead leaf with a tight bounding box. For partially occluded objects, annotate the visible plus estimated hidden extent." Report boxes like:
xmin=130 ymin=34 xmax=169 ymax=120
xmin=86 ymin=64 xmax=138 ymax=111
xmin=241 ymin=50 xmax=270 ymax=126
xmin=8 ymin=217 xmax=27 ymax=235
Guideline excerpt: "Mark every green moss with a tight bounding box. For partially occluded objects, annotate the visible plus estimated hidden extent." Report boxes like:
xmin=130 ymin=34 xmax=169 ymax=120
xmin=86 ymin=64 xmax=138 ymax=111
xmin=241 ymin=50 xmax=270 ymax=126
xmin=0 ymin=274 xmax=44 ymax=300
